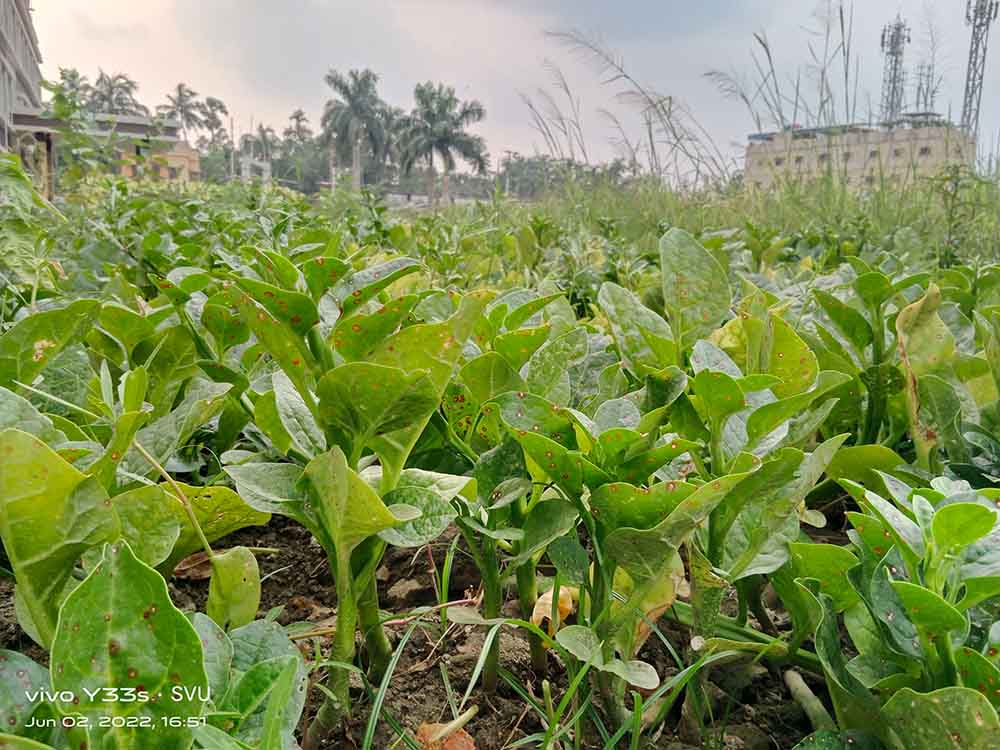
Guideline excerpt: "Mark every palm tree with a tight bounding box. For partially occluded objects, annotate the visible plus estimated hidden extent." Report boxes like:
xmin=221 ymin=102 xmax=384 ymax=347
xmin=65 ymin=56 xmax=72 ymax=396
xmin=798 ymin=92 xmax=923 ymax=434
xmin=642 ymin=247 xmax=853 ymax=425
xmin=321 ymin=69 xmax=385 ymax=192
xmin=87 ymin=70 xmax=148 ymax=116
xmin=283 ymin=109 xmax=313 ymax=144
xmin=399 ymin=82 xmax=488 ymax=204
xmin=157 ymin=83 xmax=203 ymax=141
xmin=199 ymin=97 xmax=230 ymax=146
xmin=58 ymin=68 xmax=92 ymax=108
xmin=254 ymin=124 xmax=278 ymax=162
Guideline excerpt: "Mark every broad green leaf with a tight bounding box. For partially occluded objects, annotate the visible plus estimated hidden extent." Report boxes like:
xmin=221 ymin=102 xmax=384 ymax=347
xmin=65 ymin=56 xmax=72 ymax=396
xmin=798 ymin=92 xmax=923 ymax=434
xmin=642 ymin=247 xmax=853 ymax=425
xmin=234 ymin=277 xmax=320 ymax=337
xmin=0 ymin=650 xmax=49 ymax=735
xmin=331 ymin=295 xmax=419 ymax=361
xmin=932 ymin=502 xmax=997 ymax=551
xmin=854 ymin=271 xmax=894 ymax=308
xmin=506 ymin=499 xmax=578 ymax=567
xmin=136 ymin=325 xmax=198 ymax=419
xmin=813 ymin=290 xmax=873 ymax=353
xmin=123 ymin=379 xmax=232 ymax=477
xmin=693 ymin=370 xmax=745 ymax=424
xmin=207 ymin=546 xmax=261 ymax=631
xmin=317 ymin=362 xmax=438 ymax=456
xmin=791 ymin=731 xmax=881 ymax=750
xmin=0 ymin=386 xmax=67 ymax=444
xmin=547 ymin=534 xmax=589 ymax=586
xmin=891 ymin=581 xmax=966 ymax=633
xmin=608 ymin=471 xmax=751 ymax=586
xmin=524 ymin=327 xmax=589 ymax=406
xmin=189 ymin=612 xmax=233 ymax=701
xmin=494 ymin=325 xmax=551 ymax=370
xmin=107 ymin=485 xmax=181 ymax=568
xmin=378 ymin=486 xmax=456 ymax=548
xmin=0 ymin=299 xmax=101 ymax=389
xmin=272 ymin=371 xmax=325 ymax=458
xmin=790 ymin=543 xmax=860 ymax=612
xmin=160 ymin=483 xmax=271 ymax=574
xmin=660 ymin=228 xmax=731 ymax=348
xmin=202 ymin=291 xmax=250 ymax=352
xmin=767 ymin=315 xmax=820 ymax=399
xmin=745 ymin=371 xmax=850 ymax=448
xmin=553 ymin=626 xmax=659 ymax=689
xmin=916 ymin=374 xmax=967 ymax=463
xmin=827 ymin=446 xmax=908 ymax=491
xmin=955 ymin=646 xmax=1000 ymax=708
xmin=882 ymin=687 xmax=1000 ymax=749
xmin=460 ymin=352 xmax=525 ymax=406
xmin=254 ymin=389 xmax=294 ymax=454
xmin=332 ymin=257 xmax=422 ymax=316
xmin=896 ymin=284 xmax=956 ymax=377
xmin=597 ymin=282 xmax=676 ymax=376
xmin=300 ymin=255 xmax=351 ymax=300
xmin=299 ymin=446 xmax=397 ymax=554
xmin=0 ymin=429 xmax=119 ymax=647
xmin=591 ymin=480 xmax=695 ymax=535
xmin=259 ymin=657 xmax=299 ymax=750
xmin=50 ymin=542 xmax=208 ymax=750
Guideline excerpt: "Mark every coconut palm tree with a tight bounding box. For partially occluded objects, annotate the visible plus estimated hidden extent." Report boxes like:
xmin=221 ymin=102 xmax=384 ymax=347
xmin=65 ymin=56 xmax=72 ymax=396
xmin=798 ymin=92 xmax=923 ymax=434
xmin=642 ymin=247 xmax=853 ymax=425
xmin=198 ymin=97 xmax=230 ymax=146
xmin=283 ymin=109 xmax=313 ymax=144
xmin=399 ymin=82 xmax=488 ymax=204
xmin=58 ymin=68 xmax=92 ymax=108
xmin=321 ymin=69 xmax=386 ymax=192
xmin=87 ymin=70 xmax=148 ymax=116
xmin=157 ymin=83 xmax=203 ymax=141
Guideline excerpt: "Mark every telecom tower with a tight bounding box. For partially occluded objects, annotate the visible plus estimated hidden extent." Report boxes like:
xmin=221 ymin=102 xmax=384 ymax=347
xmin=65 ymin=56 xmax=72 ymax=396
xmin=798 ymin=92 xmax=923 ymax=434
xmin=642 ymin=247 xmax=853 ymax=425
xmin=961 ymin=0 xmax=999 ymax=139
xmin=880 ymin=15 xmax=911 ymax=125
xmin=913 ymin=62 xmax=938 ymax=112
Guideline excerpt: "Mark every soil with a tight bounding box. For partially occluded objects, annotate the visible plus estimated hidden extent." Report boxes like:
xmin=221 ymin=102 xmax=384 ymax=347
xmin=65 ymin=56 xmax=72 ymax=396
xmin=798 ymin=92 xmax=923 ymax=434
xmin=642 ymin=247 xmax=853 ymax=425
xmin=0 ymin=516 xmax=819 ymax=749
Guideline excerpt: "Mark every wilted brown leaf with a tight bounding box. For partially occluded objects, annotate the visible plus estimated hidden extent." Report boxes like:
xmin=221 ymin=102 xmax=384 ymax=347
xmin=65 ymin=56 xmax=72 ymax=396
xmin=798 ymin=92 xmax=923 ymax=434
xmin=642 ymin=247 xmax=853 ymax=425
xmin=415 ymin=723 xmax=476 ymax=750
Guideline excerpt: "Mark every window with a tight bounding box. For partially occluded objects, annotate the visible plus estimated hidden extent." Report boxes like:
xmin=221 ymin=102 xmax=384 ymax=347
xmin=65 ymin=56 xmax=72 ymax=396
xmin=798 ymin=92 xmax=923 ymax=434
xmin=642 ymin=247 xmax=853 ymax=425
xmin=168 ymin=167 xmax=180 ymax=180
xmin=818 ymin=153 xmax=830 ymax=164
xmin=865 ymin=175 xmax=875 ymax=186
xmin=893 ymin=148 xmax=904 ymax=158
xmin=774 ymin=157 xmax=785 ymax=167
xmin=869 ymin=149 xmax=879 ymax=159
xmin=795 ymin=155 xmax=805 ymax=165
xmin=919 ymin=146 xmax=932 ymax=157
xmin=843 ymin=151 xmax=853 ymax=162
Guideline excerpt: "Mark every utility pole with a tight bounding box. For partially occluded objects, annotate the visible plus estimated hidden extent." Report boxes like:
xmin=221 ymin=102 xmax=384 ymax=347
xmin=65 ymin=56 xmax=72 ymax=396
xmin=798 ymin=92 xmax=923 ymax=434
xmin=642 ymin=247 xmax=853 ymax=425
xmin=961 ymin=0 xmax=999 ymax=139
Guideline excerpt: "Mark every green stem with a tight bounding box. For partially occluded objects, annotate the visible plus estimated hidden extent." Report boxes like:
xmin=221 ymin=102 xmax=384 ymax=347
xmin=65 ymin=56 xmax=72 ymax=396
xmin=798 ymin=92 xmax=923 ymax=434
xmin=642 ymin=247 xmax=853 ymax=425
xmin=305 ymin=549 xmax=357 ymax=750
xmin=357 ymin=573 xmax=392 ymax=680
xmin=481 ymin=540 xmax=503 ymax=694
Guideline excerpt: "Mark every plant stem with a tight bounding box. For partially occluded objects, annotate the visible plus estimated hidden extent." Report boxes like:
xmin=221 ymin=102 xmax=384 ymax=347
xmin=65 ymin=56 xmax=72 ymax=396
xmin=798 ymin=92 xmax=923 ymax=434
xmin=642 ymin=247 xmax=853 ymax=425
xmin=305 ymin=548 xmax=357 ymax=750
xmin=357 ymin=573 xmax=392 ymax=680
xmin=481 ymin=540 xmax=503 ymax=693
xmin=784 ymin=670 xmax=835 ymax=731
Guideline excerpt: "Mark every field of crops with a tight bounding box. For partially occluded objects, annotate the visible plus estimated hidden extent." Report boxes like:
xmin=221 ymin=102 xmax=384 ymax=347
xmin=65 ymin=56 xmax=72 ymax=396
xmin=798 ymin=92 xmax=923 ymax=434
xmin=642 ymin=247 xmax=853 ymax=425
xmin=3 ymin=152 xmax=1000 ymax=750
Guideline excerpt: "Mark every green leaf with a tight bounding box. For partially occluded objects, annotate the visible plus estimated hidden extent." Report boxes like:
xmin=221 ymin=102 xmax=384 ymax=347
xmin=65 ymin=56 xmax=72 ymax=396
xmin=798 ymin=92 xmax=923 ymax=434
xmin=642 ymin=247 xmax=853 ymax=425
xmin=332 ymin=257 xmax=422 ymax=317
xmin=917 ymin=374 xmax=968 ymax=463
xmin=332 ymin=295 xmax=419 ymax=361
xmin=933 ymin=502 xmax=997 ymax=551
xmin=378 ymin=486 xmax=456 ymax=548
xmin=202 ymin=291 xmax=250 ymax=352
xmin=233 ymin=277 xmax=320 ymax=337
xmin=189 ymin=612 xmax=233 ymax=701
xmin=460 ymin=352 xmax=525 ymax=406
xmin=0 ymin=429 xmax=119 ymax=647
xmin=50 ymin=542 xmax=208 ymax=750
xmin=891 ymin=581 xmax=966 ymax=633
xmin=301 ymin=255 xmax=352 ymax=300
xmin=317 ymin=363 xmax=438 ymax=456
xmin=259 ymin=657 xmax=299 ymax=750
xmin=547 ymin=534 xmax=589 ymax=586
xmin=693 ymin=369 xmax=745 ymax=424
xmin=272 ymin=371 xmax=325 ymax=458
xmin=591 ymin=481 xmax=695 ymax=535
xmin=524 ymin=327 xmax=589 ymax=406
xmin=494 ymin=326 xmax=551 ymax=370
xmin=208 ymin=546 xmax=261 ymax=631
xmin=598 ymin=282 xmax=676 ymax=376
xmin=790 ymin=543 xmax=860 ymax=612
xmin=745 ymin=371 xmax=850 ymax=448
xmin=0 ymin=650 xmax=49 ymax=735
xmin=0 ymin=299 xmax=101 ymax=389
xmin=108 ymin=485 xmax=181 ymax=568
xmin=160 ymin=483 xmax=271 ymax=574
xmin=505 ymin=499 xmax=578 ymax=567
xmin=827 ymin=446 xmax=908 ymax=491
xmin=300 ymin=446 xmax=397 ymax=555
xmin=554 ymin=625 xmax=659 ymax=689
xmin=813 ymin=290 xmax=873 ymax=353
xmin=882 ymin=687 xmax=1000 ymax=749
xmin=0 ymin=386 xmax=67 ymax=444
xmin=660 ymin=229 xmax=731 ymax=348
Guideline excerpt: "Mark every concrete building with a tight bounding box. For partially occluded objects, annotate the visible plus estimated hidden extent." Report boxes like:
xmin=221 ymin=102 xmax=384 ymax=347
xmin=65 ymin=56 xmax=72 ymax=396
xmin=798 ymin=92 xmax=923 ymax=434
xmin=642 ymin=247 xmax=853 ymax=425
xmin=744 ymin=116 xmax=976 ymax=191
xmin=0 ymin=0 xmax=42 ymax=150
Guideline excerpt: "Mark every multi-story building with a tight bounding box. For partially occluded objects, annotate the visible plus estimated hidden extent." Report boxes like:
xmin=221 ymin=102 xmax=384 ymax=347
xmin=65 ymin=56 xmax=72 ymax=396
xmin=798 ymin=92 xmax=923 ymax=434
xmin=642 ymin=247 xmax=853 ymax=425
xmin=744 ymin=116 xmax=977 ymax=191
xmin=0 ymin=0 xmax=42 ymax=150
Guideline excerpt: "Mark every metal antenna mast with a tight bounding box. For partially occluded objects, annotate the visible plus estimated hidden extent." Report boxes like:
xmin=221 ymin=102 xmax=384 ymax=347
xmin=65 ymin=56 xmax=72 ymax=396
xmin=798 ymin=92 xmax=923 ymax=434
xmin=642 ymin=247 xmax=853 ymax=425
xmin=961 ymin=0 xmax=999 ymax=139
xmin=880 ymin=15 xmax=911 ymax=125
xmin=914 ymin=62 xmax=938 ymax=112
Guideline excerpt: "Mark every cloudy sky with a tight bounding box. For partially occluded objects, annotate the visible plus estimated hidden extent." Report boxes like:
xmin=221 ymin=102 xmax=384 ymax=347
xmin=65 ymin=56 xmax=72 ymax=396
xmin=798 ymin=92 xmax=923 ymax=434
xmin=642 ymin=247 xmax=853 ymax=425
xmin=31 ymin=1 xmax=1000 ymax=168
